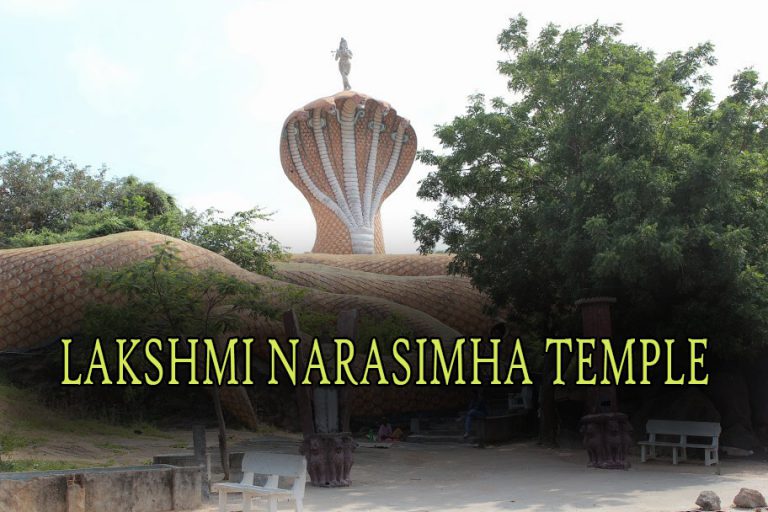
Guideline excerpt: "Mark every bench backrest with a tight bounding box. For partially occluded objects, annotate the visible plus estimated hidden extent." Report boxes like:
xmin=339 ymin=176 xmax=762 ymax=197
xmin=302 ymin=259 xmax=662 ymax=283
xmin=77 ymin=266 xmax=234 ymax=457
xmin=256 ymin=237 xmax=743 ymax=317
xmin=646 ymin=419 xmax=721 ymax=437
xmin=241 ymin=452 xmax=306 ymax=477
xmin=240 ymin=451 xmax=307 ymax=499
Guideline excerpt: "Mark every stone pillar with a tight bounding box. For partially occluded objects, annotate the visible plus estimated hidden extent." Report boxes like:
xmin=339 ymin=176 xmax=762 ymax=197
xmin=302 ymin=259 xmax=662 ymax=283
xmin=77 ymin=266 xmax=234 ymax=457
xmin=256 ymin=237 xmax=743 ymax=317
xmin=575 ymin=297 xmax=617 ymax=413
xmin=299 ymin=433 xmax=357 ymax=487
xmin=580 ymin=413 xmax=633 ymax=469
xmin=286 ymin=309 xmax=359 ymax=487
xmin=575 ymin=296 xmax=631 ymax=469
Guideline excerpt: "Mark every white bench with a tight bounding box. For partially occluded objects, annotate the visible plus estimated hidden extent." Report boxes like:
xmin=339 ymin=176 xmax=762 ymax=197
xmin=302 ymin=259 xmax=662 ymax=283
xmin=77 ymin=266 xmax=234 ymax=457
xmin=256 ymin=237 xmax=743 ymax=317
xmin=213 ymin=452 xmax=307 ymax=512
xmin=638 ymin=419 xmax=720 ymax=466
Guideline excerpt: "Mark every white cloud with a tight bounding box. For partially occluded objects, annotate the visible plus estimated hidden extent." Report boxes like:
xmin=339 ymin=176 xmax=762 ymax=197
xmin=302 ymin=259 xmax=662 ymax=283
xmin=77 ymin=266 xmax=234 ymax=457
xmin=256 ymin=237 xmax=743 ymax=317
xmin=68 ymin=47 xmax=139 ymax=115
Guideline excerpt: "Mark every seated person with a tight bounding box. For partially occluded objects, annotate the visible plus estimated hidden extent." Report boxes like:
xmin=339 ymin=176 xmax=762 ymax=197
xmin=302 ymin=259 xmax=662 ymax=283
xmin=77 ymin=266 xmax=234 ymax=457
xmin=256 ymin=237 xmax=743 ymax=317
xmin=377 ymin=418 xmax=394 ymax=442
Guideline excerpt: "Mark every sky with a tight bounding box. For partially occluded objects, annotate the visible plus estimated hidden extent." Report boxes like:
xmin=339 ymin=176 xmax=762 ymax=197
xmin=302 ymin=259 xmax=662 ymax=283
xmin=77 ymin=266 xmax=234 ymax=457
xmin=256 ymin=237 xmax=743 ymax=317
xmin=1 ymin=0 xmax=766 ymax=253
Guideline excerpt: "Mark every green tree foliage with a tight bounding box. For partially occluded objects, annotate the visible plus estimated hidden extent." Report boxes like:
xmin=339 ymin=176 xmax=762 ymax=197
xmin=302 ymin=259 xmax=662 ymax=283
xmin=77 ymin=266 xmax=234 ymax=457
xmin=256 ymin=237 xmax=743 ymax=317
xmin=0 ymin=152 xmax=286 ymax=274
xmin=0 ymin=153 xmax=177 ymax=239
xmin=181 ymin=208 xmax=286 ymax=276
xmin=0 ymin=153 xmax=115 ymax=236
xmin=414 ymin=16 xmax=768 ymax=351
xmin=85 ymin=243 xmax=276 ymax=472
xmin=81 ymin=242 xmax=276 ymax=411
xmin=86 ymin=242 xmax=276 ymax=337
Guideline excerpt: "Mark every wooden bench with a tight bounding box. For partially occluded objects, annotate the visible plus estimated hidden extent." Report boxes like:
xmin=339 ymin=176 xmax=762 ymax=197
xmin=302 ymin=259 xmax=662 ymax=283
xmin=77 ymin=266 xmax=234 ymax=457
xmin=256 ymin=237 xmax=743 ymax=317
xmin=213 ymin=452 xmax=307 ymax=512
xmin=638 ymin=419 xmax=720 ymax=466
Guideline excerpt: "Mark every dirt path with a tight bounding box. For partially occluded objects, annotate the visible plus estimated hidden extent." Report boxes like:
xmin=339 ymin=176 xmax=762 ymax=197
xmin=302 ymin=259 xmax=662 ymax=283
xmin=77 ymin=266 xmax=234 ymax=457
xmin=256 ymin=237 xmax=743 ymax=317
xmin=3 ymin=382 xmax=766 ymax=512
xmin=198 ymin=438 xmax=768 ymax=512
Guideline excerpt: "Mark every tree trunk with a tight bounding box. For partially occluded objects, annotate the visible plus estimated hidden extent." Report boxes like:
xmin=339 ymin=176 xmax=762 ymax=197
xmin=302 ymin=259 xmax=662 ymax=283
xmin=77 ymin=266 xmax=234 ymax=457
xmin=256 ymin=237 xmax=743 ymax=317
xmin=335 ymin=309 xmax=359 ymax=433
xmin=212 ymin=386 xmax=230 ymax=481
xmin=538 ymin=350 xmax=558 ymax=446
xmin=192 ymin=424 xmax=210 ymax=499
xmin=283 ymin=310 xmax=316 ymax=437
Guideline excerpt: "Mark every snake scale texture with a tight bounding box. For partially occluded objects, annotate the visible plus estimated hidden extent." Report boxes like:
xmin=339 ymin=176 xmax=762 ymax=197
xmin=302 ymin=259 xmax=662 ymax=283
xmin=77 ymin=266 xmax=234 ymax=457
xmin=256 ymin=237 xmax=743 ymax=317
xmin=1 ymin=231 xmax=496 ymax=427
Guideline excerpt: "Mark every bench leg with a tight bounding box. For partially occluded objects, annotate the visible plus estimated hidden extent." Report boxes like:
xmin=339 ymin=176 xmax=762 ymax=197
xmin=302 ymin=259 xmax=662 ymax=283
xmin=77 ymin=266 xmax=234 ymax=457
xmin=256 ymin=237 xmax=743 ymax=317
xmin=295 ymin=499 xmax=304 ymax=512
xmin=243 ymin=495 xmax=253 ymax=512
xmin=680 ymin=447 xmax=687 ymax=462
xmin=218 ymin=490 xmax=227 ymax=512
xmin=672 ymin=447 xmax=678 ymax=465
xmin=641 ymin=445 xmax=646 ymax=463
xmin=267 ymin=497 xmax=278 ymax=512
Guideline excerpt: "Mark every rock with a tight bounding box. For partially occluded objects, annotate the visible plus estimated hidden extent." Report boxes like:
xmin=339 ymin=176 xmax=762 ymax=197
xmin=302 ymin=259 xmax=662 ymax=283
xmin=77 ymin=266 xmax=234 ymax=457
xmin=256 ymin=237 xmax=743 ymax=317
xmin=721 ymin=445 xmax=754 ymax=457
xmin=747 ymin=354 xmax=768 ymax=444
xmin=721 ymin=423 xmax=762 ymax=451
xmin=652 ymin=388 xmax=721 ymax=423
xmin=733 ymin=487 xmax=767 ymax=508
xmin=695 ymin=490 xmax=721 ymax=511
xmin=706 ymin=371 xmax=762 ymax=450
xmin=705 ymin=372 xmax=752 ymax=429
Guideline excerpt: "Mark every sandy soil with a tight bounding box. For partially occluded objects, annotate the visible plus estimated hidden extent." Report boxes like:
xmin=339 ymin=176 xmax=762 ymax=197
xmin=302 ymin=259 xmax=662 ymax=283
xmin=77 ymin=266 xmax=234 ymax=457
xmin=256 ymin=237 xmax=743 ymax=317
xmin=3 ymin=383 xmax=766 ymax=512
xmin=195 ymin=437 xmax=768 ymax=512
xmin=7 ymin=425 xmax=260 ymax=469
xmin=0 ymin=380 xmax=260 ymax=469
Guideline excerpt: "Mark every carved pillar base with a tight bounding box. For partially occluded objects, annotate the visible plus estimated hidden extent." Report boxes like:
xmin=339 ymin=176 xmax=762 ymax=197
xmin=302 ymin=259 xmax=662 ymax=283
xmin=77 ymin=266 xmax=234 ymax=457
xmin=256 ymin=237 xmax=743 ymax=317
xmin=580 ymin=413 xmax=632 ymax=469
xmin=299 ymin=433 xmax=357 ymax=487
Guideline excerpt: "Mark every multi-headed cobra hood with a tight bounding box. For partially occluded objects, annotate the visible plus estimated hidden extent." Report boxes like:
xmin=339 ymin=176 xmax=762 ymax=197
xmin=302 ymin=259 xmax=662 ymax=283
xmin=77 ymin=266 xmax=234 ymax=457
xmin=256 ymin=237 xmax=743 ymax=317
xmin=280 ymin=87 xmax=417 ymax=254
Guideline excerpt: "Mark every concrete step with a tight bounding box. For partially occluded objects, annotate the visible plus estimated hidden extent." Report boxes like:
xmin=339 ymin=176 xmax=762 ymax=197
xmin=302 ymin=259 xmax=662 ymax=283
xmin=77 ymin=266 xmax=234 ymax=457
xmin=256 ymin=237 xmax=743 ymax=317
xmin=418 ymin=429 xmax=464 ymax=436
xmin=407 ymin=416 xmax=466 ymax=443
xmin=406 ymin=433 xmax=467 ymax=444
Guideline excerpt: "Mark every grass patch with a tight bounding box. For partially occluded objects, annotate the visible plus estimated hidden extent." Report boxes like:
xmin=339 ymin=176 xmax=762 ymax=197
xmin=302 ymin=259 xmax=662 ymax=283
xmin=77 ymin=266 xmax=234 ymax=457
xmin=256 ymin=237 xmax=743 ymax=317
xmin=0 ymin=431 xmax=42 ymax=452
xmin=95 ymin=442 xmax=129 ymax=453
xmin=12 ymin=415 xmax=170 ymax=438
xmin=0 ymin=379 xmax=28 ymax=401
xmin=0 ymin=459 xmax=115 ymax=473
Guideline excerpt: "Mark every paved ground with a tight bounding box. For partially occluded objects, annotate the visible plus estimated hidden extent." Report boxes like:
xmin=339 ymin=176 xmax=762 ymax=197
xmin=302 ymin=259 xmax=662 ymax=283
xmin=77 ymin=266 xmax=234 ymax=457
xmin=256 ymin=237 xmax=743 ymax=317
xmin=196 ymin=437 xmax=768 ymax=512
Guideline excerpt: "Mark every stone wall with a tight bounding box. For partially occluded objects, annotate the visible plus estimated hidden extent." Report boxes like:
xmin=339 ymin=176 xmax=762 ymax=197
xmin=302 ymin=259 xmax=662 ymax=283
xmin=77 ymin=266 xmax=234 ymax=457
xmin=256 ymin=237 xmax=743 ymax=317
xmin=0 ymin=465 xmax=201 ymax=512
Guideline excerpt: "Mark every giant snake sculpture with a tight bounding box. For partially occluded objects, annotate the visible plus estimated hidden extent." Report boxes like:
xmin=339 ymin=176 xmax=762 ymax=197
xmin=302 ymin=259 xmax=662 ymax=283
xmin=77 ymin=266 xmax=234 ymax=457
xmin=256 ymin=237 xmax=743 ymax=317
xmin=0 ymin=231 xmax=498 ymax=428
xmin=1 ymin=47 xmax=501 ymax=428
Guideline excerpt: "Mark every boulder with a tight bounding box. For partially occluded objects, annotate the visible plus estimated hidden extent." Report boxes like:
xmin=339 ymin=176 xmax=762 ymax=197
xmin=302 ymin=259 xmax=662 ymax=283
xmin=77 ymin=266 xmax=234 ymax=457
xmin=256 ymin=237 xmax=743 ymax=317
xmin=733 ymin=488 xmax=766 ymax=508
xmin=721 ymin=423 xmax=762 ymax=451
xmin=747 ymin=354 xmax=768 ymax=444
xmin=705 ymin=372 xmax=751 ymax=429
xmin=650 ymin=388 xmax=721 ymax=422
xmin=721 ymin=445 xmax=754 ymax=457
xmin=695 ymin=490 xmax=721 ymax=511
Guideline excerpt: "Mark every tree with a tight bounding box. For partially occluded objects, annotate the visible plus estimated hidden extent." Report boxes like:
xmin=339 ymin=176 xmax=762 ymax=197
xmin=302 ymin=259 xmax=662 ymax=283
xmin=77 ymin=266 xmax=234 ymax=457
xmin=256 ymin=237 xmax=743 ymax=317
xmin=180 ymin=208 xmax=286 ymax=276
xmin=414 ymin=16 xmax=768 ymax=354
xmin=0 ymin=152 xmax=286 ymax=275
xmin=0 ymin=153 xmax=113 ymax=237
xmin=86 ymin=243 xmax=277 ymax=479
xmin=0 ymin=153 xmax=177 ymax=245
